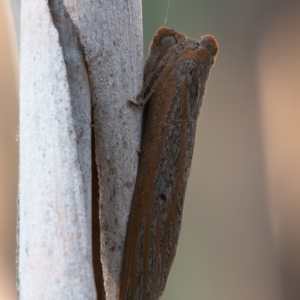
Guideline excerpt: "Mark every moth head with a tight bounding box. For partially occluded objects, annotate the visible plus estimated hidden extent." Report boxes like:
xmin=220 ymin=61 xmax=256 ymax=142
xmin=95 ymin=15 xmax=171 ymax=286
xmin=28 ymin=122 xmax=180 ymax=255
xmin=183 ymin=39 xmax=200 ymax=51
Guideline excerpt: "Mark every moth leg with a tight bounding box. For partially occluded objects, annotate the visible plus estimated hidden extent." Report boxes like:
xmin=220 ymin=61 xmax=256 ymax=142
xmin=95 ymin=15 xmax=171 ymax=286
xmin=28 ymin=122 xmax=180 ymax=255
xmin=127 ymin=89 xmax=155 ymax=108
xmin=126 ymin=83 xmax=151 ymax=107
xmin=140 ymin=89 xmax=155 ymax=106
xmin=136 ymin=84 xmax=148 ymax=101
xmin=126 ymin=99 xmax=141 ymax=108
xmin=136 ymin=67 xmax=160 ymax=101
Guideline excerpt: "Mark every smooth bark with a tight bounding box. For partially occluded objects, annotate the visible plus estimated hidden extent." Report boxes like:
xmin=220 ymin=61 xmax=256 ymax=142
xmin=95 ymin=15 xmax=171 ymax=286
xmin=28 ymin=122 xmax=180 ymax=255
xmin=19 ymin=0 xmax=143 ymax=299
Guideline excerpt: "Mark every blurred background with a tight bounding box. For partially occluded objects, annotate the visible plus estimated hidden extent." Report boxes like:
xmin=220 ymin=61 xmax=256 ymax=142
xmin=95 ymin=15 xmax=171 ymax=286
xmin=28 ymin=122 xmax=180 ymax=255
xmin=1 ymin=0 xmax=300 ymax=299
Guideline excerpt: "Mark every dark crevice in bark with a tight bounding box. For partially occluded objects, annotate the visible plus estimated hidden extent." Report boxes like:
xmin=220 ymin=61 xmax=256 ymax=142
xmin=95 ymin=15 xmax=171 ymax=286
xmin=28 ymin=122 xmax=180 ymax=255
xmin=48 ymin=1 xmax=105 ymax=298
xmin=48 ymin=0 xmax=91 ymax=182
xmin=92 ymin=122 xmax=106 ymax=300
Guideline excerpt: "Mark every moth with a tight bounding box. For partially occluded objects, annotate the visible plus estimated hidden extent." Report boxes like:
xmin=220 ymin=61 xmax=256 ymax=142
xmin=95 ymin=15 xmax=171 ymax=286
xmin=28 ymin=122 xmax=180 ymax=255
xmin=119 ymin=27 xmax=218 ymax=300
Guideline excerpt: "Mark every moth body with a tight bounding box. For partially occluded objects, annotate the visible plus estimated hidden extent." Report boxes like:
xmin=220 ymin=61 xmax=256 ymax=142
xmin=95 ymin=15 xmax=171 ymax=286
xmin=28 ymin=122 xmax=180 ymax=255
xmin=119 ymin=27 xmax=218 ymax=300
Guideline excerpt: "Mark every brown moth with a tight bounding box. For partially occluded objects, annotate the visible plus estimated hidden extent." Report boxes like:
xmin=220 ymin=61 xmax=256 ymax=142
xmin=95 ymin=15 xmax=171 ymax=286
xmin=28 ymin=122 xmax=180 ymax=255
xmin=119 ymin=27 xmax=218 ymax=300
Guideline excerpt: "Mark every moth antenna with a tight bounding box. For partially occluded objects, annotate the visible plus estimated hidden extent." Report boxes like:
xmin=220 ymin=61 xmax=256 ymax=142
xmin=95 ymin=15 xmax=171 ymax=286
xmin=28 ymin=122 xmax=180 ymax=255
xmin=163 ymin=0 xmax=171 ymax=25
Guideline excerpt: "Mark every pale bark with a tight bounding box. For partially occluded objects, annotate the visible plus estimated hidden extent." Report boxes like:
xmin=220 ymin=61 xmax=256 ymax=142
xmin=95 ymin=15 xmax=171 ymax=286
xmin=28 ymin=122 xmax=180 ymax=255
xmin=19 ymin=0 xmax=143 ymax=299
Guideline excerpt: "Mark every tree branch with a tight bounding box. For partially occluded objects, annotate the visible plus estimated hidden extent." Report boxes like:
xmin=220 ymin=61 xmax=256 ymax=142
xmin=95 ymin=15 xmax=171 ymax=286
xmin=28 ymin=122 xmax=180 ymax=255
xmin=19 ymin=0 xmax=143 ymax=299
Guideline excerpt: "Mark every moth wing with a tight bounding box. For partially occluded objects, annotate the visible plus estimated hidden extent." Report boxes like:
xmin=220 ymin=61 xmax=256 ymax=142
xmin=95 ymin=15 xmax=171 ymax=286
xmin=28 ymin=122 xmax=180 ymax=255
xmin=120 ymin=55 xmax=204 ymax=300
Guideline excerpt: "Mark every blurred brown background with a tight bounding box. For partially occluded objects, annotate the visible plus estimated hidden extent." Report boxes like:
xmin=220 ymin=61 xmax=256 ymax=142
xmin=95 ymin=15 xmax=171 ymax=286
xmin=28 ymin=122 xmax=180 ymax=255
xmin=0 ymin=0 xmax=18 ymax=299
xmin=1 ymin=0 xmax=300 ymax=299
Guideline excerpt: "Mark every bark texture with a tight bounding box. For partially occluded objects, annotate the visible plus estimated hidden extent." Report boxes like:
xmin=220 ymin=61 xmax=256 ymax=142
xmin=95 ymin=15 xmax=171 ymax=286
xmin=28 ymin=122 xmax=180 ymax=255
xmin=19 ymin=0 xmax=143 ymax=299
